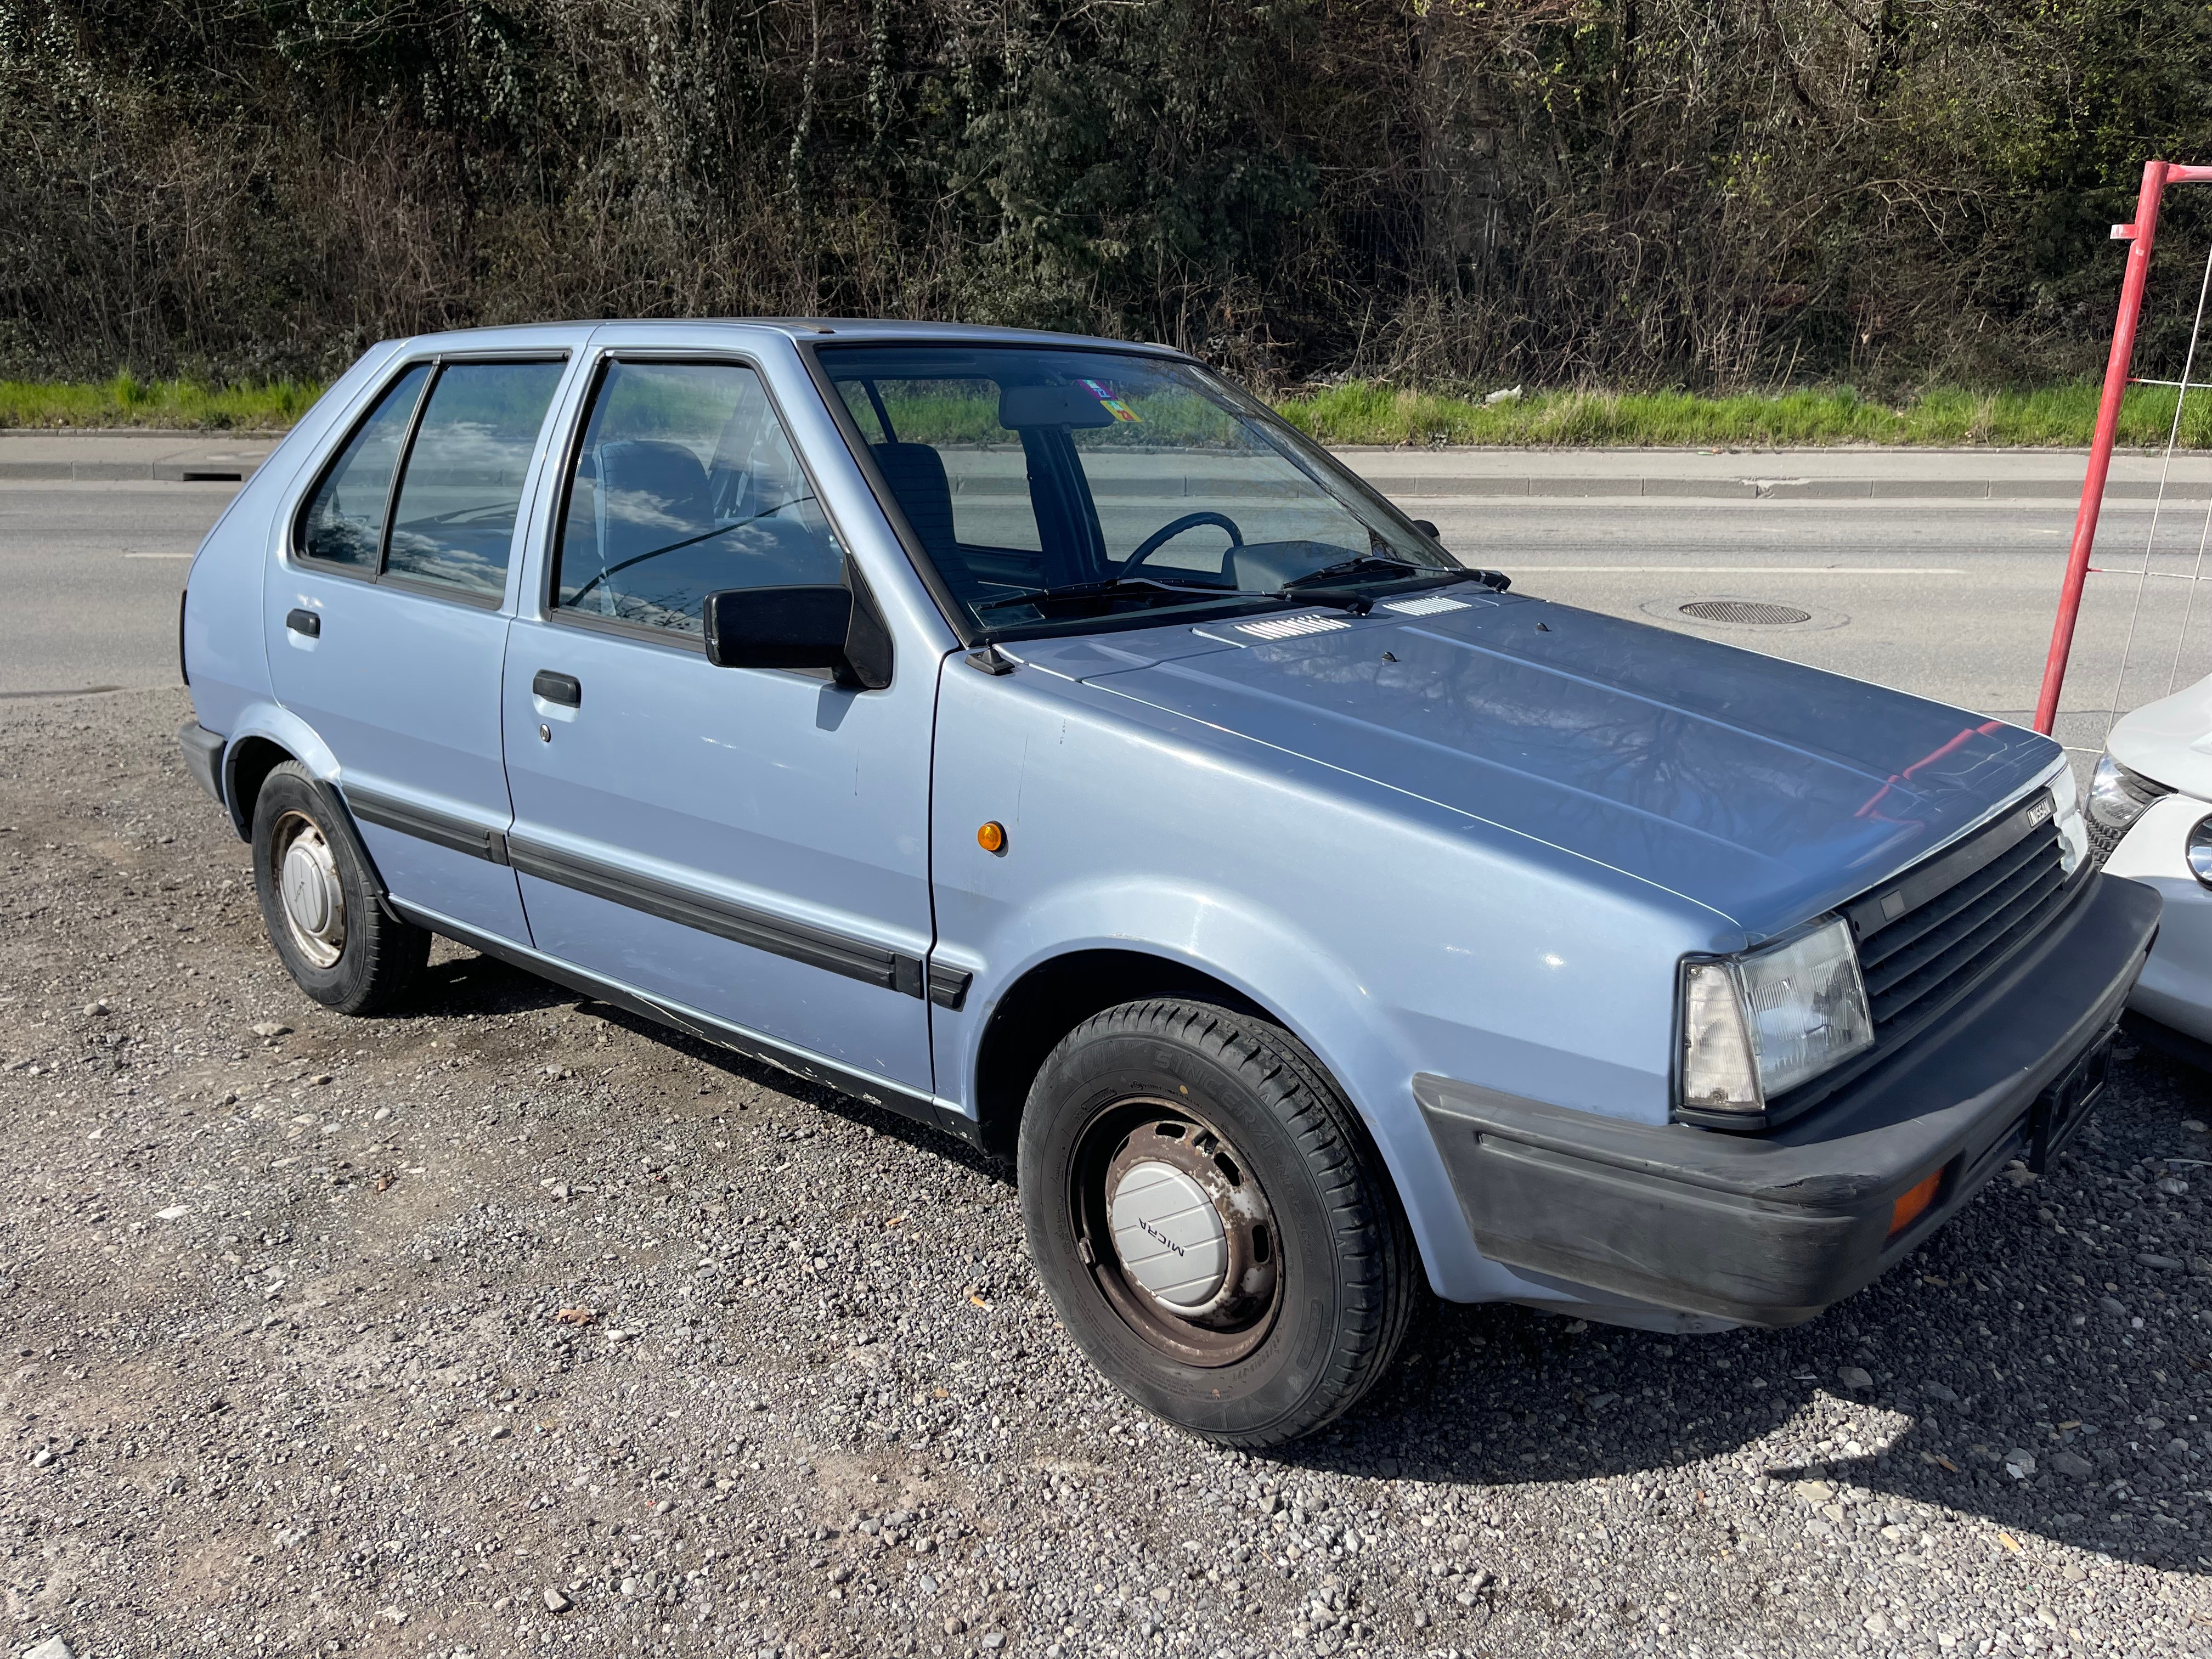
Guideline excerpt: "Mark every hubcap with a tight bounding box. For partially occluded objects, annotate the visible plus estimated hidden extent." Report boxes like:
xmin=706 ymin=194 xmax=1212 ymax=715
xmin=272 ymin=812 xmax=345 ymax=968
xmin=1108 ymin=1161 xmax=1228 ymax=1311
xmin=1076 ymin=1102 xmax=1282 ymax=1366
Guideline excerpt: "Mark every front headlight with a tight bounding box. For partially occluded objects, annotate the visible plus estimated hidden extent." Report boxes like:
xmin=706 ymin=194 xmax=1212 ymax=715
xmin=1679 ymin=917 xmax=1875 ymax=1118
xmin=2050 ymin=763 xmax=2089 ymax=876
xmin=2089 ymin=754 xmax=2171 ymax=834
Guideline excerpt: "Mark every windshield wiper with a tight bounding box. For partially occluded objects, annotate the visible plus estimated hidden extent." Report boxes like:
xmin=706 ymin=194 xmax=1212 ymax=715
xmin=1280 ymin=554 xmax=1429 ymax=590
xmin=974 ymin=575 xmax=1278 ymax=614
xmin=1280 ymin=555 xmax=1509 ymax=608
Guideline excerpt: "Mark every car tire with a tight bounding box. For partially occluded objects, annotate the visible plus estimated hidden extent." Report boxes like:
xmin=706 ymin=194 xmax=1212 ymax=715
xmin=1019 ymin=998 xmax=1416 ymax=1446
xmin=251 ymin=760 xmax=429 ymax=1015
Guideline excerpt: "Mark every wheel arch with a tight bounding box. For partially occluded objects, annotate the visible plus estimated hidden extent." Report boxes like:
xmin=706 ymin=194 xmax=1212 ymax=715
xmin=970 ymin=947 xmax=1276 ymax=1159
xmin=222 ymin=730 xmax=393 ymax=913
xmin=222 ymin=734 xmax=292 ymax=840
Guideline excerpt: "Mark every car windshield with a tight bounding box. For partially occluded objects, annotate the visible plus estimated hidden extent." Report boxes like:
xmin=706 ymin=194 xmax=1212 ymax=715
xmin=816 ymin=345 xmax=1461 ymax=639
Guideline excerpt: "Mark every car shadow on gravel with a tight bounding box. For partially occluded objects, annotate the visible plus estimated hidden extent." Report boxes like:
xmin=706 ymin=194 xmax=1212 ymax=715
xmin=1263 ymin=1051 xmax=2212 ymax=1578
xmin=1271 ymin=1297 xmax=2208 ymax=1577
xmin=438 ymin=952 xmax=1016 ymax=1184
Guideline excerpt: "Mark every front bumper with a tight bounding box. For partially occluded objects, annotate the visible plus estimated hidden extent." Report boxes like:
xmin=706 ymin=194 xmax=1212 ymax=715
xmin=2103 ymin=793 xmax=2212 ymax=1046
xmin=1417 ymin=872 xmax=2160 ymax=1327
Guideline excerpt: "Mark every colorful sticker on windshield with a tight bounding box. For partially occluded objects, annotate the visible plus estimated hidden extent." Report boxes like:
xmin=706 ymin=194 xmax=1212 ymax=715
xmin=1081 ymin=379 xmax=1141 ymax=422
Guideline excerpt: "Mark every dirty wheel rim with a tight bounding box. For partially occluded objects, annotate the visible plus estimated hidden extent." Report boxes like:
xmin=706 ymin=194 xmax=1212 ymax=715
xmin=272 ymin=810 xmax=345 ymax=969
xmin=1071 ymin=1096 xmax=1282 ymax=1367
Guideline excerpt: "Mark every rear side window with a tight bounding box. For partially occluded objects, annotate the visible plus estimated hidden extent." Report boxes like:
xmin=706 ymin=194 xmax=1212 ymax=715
xmin=298 ymin=364 xmax=430 ymax=569
xmin=554 ymin=360 xmax=846 ymax=636
xmin=385 ymin=362 xmax=566 ymax=599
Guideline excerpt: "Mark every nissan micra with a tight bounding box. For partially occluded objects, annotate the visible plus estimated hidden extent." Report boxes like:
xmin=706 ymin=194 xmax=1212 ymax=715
xmin=178 ymin=320 xmax=2160 ymax=1446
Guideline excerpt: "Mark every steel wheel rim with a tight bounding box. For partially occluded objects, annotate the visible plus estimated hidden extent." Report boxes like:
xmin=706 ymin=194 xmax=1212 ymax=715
xmin=1071 ymin=1096 xmax=1283 ymax=1367
xmin=271 ymin=810 xmax=345 ymax=969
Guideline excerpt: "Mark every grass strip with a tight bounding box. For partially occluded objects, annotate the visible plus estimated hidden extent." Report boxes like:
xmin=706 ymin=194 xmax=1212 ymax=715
xmin=0 ymin=373 xmax=323 ymax=431
xmin=1277 ymin=383 xmax=2212 ymax=448
xmin=10 ymin=374 xmax=2212 ymax=448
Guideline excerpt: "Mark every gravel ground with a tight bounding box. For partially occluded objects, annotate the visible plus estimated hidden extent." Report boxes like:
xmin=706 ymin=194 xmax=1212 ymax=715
xmin=5 ymin=687 xmax=2212 ymax=1659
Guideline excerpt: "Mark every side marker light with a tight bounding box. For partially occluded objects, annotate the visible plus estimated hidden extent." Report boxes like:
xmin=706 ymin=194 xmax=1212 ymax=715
xmin=1888 ymin=1169 xmax=1943 ymax=1239
xmin=977 ymin=821 xmax=1006 ymax=854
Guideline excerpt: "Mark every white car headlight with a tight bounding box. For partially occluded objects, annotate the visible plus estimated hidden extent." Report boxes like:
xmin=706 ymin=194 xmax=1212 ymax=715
xmin=2050 ymin=763 xmax=2088 ymax=876
xmin=1679 ymin=917 xmax=1875 ymax=1118
xmin=2089 ymin=754 xmax=2171 ymax=836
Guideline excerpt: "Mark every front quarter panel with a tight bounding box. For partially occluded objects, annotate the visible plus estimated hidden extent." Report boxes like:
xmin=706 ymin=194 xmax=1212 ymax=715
xmin=927 ymin=652 xmax=1726 ymax=1301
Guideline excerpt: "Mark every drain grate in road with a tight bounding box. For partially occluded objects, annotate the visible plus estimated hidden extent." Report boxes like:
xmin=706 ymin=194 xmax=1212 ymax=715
xmin=1677 ymin=599 xmax=1812 ymax=625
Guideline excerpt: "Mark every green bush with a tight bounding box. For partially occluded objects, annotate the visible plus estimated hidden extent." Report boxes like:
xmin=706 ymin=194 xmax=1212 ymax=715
xmin=4 ymin=2 xmax=2212 ymax=390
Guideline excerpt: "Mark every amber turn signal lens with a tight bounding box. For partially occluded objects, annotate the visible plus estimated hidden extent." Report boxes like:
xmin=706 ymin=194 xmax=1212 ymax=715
xmin=1888 ymin=1169 xmax=1943 ymax=1239
xmin=977 ymin=821 xmax=1006 ymax=853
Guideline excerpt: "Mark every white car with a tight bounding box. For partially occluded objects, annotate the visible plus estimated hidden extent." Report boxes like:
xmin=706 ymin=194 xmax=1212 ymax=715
xmin=2095 ymin=675 xmax=2212 ymax=1051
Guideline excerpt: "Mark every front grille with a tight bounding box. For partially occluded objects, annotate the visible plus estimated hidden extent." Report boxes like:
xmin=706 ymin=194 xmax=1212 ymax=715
xmin=2087 ymin=816 xmax=2125 ymax=871
xmin=1763 ymin=788 xmax=2078 ymax=1126
xmin=1850 ymin=791 xmax=2070 ymax=1042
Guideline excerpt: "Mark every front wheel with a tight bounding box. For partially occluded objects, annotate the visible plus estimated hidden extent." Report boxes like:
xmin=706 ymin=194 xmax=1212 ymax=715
xmin=1019 ymin=999 xmax=1415 ymax=1446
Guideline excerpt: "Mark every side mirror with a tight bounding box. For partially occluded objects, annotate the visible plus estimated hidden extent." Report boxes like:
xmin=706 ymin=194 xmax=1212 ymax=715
xmin=1410 ymin=518 xmax=1440 ymax=538
xmin=702 ymin=585 xmax=893 ymax=691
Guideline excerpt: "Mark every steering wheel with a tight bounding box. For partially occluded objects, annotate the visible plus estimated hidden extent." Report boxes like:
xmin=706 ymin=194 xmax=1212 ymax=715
xmin=1119 ymin=511 xmax=1245 ymax=580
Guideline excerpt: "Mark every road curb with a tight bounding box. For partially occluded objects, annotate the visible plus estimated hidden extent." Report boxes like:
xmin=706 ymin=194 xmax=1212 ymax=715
xmin=0 ymin=459 xmax=263 ymax=482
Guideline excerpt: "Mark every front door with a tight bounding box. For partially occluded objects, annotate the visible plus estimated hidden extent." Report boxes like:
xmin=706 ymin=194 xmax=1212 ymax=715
xmin=266 ymin=354 xmax=571 ymax=943
xmin=500 ymin=356 xmax=937 ymax=1092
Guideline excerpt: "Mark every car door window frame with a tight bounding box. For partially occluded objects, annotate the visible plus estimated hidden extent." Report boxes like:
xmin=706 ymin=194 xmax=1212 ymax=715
xmin=289 ymin=349 xmax=572 ymax=611
xmin=539 ymin=349 xmax=873 ymax=661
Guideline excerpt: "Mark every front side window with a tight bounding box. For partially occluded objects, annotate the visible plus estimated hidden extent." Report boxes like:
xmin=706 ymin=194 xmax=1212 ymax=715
xmin=553 ymin=360 xmax=847 ymax=636
xmin=819 ymin=345 xmax=1458 ymax=639
xmin=298 ymin=364 xmax=431 ymax=569
xmin=384 ymin=361 xmax=566 ymax=600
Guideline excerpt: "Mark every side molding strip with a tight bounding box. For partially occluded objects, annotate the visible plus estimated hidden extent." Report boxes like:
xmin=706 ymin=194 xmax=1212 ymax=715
xmin=347 ymin=786 xmax=511 ymax=865
xmin=926 ymin=963 xmax=973 ymax=1011
xmin=506 ymin=835 xmax=929 ymax=998
xmin=388 ymin=900 xmax=981 ymax=1146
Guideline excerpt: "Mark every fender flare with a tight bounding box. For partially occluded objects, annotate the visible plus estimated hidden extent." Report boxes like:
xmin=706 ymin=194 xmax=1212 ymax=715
xmin=218 ymin=703 xmax=394 ymax=915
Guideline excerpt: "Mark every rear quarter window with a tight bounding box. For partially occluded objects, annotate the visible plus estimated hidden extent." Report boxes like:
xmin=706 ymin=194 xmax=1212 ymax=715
xmin=296 ymin=364 xmax=431 ymax=569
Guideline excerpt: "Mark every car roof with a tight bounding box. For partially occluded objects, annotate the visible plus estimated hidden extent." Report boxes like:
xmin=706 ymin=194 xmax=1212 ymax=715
xmin=390 ymin=318 xmax=1193 ymax=358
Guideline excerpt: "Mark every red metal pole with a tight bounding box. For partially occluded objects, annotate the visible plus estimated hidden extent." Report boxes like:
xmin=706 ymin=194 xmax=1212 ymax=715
xmin=2033 ymin=160 xmax=2170 ymax=735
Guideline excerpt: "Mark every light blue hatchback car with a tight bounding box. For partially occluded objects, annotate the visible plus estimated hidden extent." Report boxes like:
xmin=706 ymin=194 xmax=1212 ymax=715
xmin=179 ymin=320 xmax=2160 ymax=1444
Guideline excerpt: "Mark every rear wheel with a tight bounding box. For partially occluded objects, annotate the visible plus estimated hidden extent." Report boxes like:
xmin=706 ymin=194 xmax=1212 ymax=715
xmin=251 ymin=761 xmax=428 ymax=1014
xmin=1019 ymin=998 xmax=1415 ymax=1446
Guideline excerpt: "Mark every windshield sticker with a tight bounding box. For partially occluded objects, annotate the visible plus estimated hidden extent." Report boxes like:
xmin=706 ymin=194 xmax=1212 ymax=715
xmin=1081 ymin=379 xmax=1142 ymax=422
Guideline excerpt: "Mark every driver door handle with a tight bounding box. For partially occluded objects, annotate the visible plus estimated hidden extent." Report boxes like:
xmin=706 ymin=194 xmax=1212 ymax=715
xmin=532 ymin=670 xmax=582 ymax=708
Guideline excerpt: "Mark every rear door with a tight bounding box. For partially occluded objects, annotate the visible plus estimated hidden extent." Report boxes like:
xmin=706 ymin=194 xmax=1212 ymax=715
xmin=267 ymin=350 xmax=572 ymax=941
xmin=499 ymin=352 xmax=939 ymax=1092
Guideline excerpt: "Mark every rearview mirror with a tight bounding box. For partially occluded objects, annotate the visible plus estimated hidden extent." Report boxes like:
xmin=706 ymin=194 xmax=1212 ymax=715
xmin=997 ymin=383 xmax=1120 ymax=430
xmin=702 ymin=585 xmax=893 ymax=691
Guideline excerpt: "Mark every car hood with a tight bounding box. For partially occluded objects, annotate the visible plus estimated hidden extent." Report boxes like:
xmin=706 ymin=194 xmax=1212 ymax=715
xmin=1017 ymin=589 xmax=2060 ymax=936
xmin=2108 ymin=669 xmax=2212 ymax=801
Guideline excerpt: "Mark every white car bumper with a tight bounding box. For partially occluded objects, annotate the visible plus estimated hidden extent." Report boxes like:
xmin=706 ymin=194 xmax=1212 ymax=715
xmin=2105 ymin=793 xmax=2212 ymax=1044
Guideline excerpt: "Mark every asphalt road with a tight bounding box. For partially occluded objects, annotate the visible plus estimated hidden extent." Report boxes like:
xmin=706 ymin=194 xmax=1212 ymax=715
xmin=1424 ymin=496 xmax=2212 ymax=755
xmin=0 ymin=481 xmax=239 ymax=698
xmin=9 ymin=478 xmax=2211 ymax=755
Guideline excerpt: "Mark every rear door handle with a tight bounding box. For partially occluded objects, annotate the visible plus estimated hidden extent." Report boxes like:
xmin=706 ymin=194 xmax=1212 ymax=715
xmin=285 ymin=607 xmax=320 ymax=639
xmin=532 ymin=670 xmax=582 ymax=708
